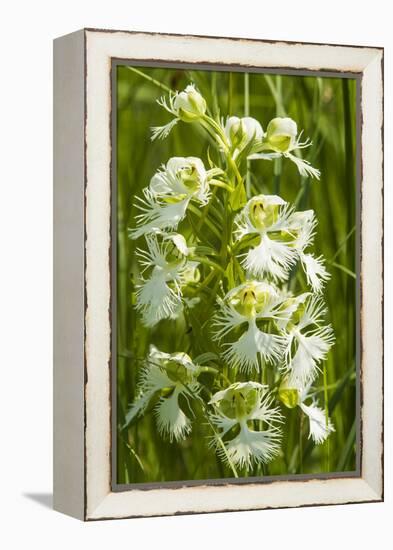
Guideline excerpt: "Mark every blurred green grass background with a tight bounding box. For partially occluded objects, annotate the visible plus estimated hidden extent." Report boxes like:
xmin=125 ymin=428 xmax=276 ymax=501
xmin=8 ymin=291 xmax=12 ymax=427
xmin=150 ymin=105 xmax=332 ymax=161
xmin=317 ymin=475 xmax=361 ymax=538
xmin=116 ymin=65 xmax=357 ymax=484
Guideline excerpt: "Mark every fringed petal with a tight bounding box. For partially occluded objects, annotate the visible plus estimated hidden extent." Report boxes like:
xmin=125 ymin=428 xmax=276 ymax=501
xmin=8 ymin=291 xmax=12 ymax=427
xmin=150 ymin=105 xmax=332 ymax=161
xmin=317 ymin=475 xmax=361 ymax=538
xmin=223 ymin=423 xmax=282 ymax=469
xmin=284 ymin=326 xmax=334 ymax=384
xmin=284 ymin=152 xmax=321 ymax=180
xmin=212 ymin=303 xmax=247 ymax=340
xmin=300 ymin=402 xmax=335 ymax=444
xmin=222 ymin=319 xmax=286 ymax=372
xmin=241 ymin=234 xmax=297 ymax=281
xmin=151 ymin=118 xmax=179 ymax=141
xmin=300 ymin=253 xmax=331 ymax=293
xmin=298 ymin=295 xmax=328 ymax=330
xmin=155 ymin=388 xmax=192 ymax=442
xmin=135 ymin=269 xmax=182 ymax=327
xmin=249 ymin=392 xmax=284 ymax=427
xmin=129 ymin=189 xmax=190 ymax=238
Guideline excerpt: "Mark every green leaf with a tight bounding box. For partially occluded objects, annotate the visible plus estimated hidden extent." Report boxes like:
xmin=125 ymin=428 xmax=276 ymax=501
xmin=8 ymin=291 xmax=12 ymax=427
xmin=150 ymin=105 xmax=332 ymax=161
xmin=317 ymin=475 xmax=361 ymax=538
xmin=207 ymin=145 xmax=215 ymax=169
xmin=225 ymin=260 xmax=235 ymax=288
xmin=337 ymin=418 xmax=356 ymax=471
xmin=229 ymin=180 xmax=247 ymax=211
xmin=194 ymin=245 xmax=219 ymax=256
xmin=194 ymin=352 xmax=221 ymax=364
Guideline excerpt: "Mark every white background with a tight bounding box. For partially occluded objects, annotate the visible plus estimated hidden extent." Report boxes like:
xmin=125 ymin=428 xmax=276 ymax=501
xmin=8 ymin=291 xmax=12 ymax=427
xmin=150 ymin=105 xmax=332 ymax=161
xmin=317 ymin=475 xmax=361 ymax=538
xmin=0 ymin=1 xmax=391 ymax=548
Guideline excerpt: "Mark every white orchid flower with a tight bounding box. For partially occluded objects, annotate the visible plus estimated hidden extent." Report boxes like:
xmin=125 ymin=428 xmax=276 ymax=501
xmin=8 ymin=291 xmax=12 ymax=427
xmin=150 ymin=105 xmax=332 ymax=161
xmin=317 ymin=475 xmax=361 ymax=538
xmin=130 ymin=157 xmax=210 ymax=239
xmin=209 ymin=382 xmax=283 ymax=469
xmin=286 ymin=210 xmax=330 ymax=293
xmin=124 ymin=346 xmax=201 ymax=441
xmin=234 ymin=194 xmax=300 ymax=281
xmin=282 ymin=295 xmax=335 ymax=384
xmin=135 ymin=233 xmax=196 ymax=327
xmin=279 ymin=377 xmax=335 ymax=444
xmin=248 ymin=117 xmax=320 ymax=179
xmin=213 ymin=281 xmax=288 ymax=372
xmin=224 ymin=116 xmax=264 ymax=157
xmin=151 ymin=84 xmax=207 ymax=140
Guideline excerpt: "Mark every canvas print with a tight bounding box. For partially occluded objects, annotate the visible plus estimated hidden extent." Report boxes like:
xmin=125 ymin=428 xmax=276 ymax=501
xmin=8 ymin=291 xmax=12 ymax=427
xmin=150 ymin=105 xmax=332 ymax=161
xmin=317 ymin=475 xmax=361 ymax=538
xmin=115 ymin=65 xmax=357 ymax=484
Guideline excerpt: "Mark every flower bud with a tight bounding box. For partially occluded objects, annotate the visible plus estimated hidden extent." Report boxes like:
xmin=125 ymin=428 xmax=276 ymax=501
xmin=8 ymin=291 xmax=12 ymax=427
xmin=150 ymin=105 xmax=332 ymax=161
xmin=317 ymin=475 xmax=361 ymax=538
xmin=278 ymin=378 xmax=300 ymax=409
xmin=225 ymin=116 xmax=244 ymax=149
xmin=225 ymin=116 xmax=263 ymax=150
xmin=265 ymin=117 xmax=298 ymax=152
xmin=173 ymin=84 xmax=206 ymax=122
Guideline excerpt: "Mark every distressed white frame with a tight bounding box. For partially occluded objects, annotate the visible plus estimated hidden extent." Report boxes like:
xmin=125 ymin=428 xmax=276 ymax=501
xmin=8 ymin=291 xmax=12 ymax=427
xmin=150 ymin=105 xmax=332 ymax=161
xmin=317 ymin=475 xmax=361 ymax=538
xmin=53 ymin=29 xmax=383 ymax=521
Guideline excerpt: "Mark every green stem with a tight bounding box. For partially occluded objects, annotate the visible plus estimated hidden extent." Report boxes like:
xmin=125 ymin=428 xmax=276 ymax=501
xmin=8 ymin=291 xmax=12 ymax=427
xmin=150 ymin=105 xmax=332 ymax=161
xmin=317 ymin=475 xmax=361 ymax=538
xmin=226 ymin=153 xmax=243 ymax=186
xmin=195 ymin=391 xmax=239 ymax=478
xmin=192 ymin=256 xmax=225 ymax=273
xmin=126 ymin=66 xmax=173 ymax=93
xmin=337 ymin=419 xmax=356 ymax=471
xmin=244 ymin=72 xmax=251 ymax=198
xmin=210 ymin=180 xmax=233 ymax=192
xmin=188 ymin=203 xmax=222 ymax=240
xmin=211 ymin=72 xmax=219 ymax=120
xmin=323 ymin=361 xmax=330 ymax=472
xmin=272 ymin=75 xmax=284 ymax=194
xmin=299 ymin=411 xmax=304 ymax=473
xmin=197 ymin=267 xmax=221 ymax=291
xmin=309 ymin=373 xmax=356 ymax=395
xmin=196 ymin=187 xmax=218 ymax=232
xmin=201 ymin=115 xmax=228 ymax=151
xmin=275 ymin=75 xmax=285 ymax=116
xmin=233 ymin=257 xmax=246 ymax=283
xmin=264 ymin=75 xmax=279 ymax=104
xmin=244 ymin=73 xmax=250 ymax=116
xmin=265 ymin=74 xmax=286 ymax=116
xmin=202 ymin=114 xmax=244 ymax=187
xmin=330 ymin=261 xmax=356 ymax=279
xmin=209 ymin=418 xmax=239 ymax=478
xmin=330 ymin=225 xmax=356 ymax=262
xmin=228 ymin=72 xmax=234 ymax=114
xmin=273 ymin=157 xmax=282 ymax=195
xmin=293 ymin=183 xmax=307 ymax=209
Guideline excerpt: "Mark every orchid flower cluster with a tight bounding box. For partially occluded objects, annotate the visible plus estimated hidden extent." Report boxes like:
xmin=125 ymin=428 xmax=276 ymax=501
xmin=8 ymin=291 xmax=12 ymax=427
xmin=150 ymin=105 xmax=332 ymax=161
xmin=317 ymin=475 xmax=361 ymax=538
xmin=125 ymin=83 xmax=335 ymax=473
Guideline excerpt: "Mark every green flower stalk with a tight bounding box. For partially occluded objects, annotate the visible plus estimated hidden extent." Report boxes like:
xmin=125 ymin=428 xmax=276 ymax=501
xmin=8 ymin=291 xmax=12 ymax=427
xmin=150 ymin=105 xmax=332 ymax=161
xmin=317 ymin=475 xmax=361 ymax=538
xmin=126 ymin=81 xmax=335 ymax=473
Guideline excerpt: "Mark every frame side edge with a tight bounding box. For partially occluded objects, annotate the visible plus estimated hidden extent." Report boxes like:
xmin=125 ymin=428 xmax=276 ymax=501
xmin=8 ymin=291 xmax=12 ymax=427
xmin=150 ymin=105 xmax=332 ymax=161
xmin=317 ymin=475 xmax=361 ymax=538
xmin=360 ymin=49 xmax=384 ymax=501
xmin=53 ymin=29 xmax=86 ymax=521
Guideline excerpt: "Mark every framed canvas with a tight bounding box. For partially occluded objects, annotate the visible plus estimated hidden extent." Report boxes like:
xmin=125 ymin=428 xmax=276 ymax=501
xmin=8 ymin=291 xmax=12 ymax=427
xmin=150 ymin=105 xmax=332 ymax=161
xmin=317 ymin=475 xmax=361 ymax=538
xmin=53 ymin=28 xmax=384 ymax=521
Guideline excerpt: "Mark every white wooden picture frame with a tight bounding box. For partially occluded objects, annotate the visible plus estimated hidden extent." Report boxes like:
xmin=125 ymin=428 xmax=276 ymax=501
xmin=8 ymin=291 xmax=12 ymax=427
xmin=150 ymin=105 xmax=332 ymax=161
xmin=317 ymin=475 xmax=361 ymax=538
xmin=53 ymin=28 xmax=383 ymax=520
